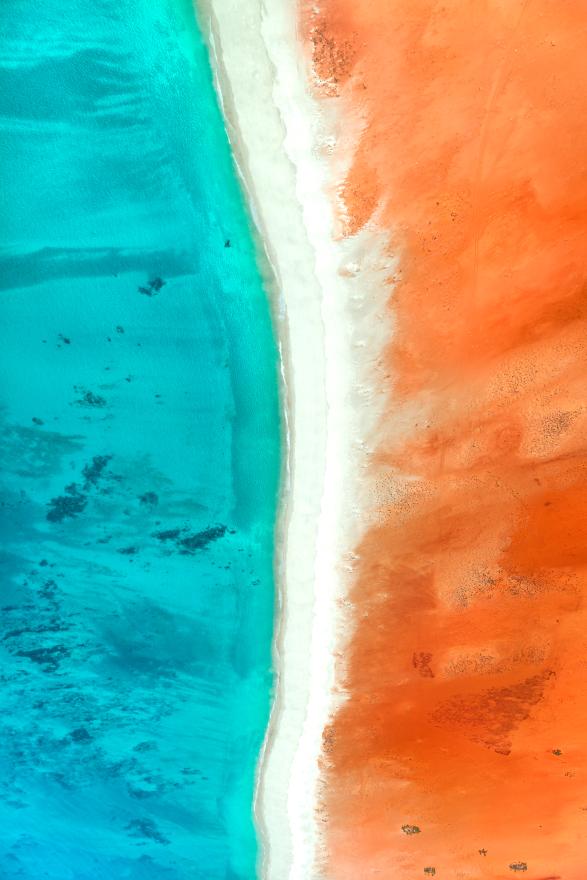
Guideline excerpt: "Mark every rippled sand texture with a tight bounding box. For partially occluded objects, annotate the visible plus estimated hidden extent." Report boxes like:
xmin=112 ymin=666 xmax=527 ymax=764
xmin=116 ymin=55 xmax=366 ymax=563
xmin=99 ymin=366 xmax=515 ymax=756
xmin=301 ymin=2 xmax=587 ymax=877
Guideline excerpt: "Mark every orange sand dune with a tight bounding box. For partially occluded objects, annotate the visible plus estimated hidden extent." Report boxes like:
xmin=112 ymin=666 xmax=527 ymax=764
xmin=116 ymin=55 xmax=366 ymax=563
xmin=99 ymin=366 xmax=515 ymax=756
xmin=301 ymin=1 xmax=587 ymax=877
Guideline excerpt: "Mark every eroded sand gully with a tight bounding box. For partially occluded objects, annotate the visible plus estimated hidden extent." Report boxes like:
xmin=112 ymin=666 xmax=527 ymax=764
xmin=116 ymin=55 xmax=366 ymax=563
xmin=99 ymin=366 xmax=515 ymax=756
xmin=301 ymin=1 xmax=587 ymax=877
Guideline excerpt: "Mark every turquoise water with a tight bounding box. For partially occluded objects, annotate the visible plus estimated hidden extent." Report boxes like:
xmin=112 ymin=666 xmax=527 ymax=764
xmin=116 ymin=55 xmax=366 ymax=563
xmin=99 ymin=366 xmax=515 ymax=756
xmin=0 ymin=1 xmax=280 ymax=877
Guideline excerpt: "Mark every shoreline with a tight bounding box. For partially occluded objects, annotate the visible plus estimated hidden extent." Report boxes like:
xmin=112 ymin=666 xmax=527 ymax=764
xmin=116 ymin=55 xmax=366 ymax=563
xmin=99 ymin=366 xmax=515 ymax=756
xmin=195 ymin=1 xmax=328 ymax=875
xmin=195 ymin=1 xmax=393 ymax=876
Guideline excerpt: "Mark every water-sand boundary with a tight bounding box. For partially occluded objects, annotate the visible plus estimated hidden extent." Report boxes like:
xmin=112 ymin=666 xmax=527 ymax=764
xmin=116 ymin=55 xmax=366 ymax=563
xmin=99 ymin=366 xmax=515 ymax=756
xmin=196 ymin=1 xmax=392 ymax=875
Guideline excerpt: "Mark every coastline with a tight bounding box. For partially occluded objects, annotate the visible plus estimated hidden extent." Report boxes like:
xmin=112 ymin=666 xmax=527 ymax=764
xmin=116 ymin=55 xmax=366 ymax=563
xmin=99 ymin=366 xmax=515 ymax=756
xmin=194 ymin=1 xmax=328 ymax=876
xmin=195 ymin=0 xmax=392 ymax=876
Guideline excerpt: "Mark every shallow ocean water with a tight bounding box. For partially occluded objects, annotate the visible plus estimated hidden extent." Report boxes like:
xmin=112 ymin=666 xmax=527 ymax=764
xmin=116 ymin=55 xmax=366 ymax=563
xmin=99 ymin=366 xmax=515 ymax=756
xmin=0 ymin=0 xmax=280 ymax=877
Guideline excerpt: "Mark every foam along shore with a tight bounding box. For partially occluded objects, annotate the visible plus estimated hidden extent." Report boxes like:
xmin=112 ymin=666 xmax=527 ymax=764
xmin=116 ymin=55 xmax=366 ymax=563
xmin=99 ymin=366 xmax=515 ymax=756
xmin=195 ymin=0 xmax=391 ymax=877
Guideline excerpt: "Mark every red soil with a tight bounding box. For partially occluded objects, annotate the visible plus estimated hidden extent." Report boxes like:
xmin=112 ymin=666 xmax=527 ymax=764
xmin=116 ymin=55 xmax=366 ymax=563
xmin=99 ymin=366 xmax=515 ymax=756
xmin=300 ymin=2 xmax=587 ymax=877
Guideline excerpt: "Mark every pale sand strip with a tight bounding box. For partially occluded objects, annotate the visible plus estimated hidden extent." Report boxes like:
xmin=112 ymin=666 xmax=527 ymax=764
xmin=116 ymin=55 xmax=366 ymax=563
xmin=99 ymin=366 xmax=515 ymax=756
xmin=195 ymin=2 xmax=327 ymax=876
xmin=195 ymin=1 xmax=393 ymax=877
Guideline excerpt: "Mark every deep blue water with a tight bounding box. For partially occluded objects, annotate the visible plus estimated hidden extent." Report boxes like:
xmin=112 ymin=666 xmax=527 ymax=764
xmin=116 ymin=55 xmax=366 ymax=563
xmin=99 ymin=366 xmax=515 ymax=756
xmin=0 ymin=1 xmax=280 ymax=877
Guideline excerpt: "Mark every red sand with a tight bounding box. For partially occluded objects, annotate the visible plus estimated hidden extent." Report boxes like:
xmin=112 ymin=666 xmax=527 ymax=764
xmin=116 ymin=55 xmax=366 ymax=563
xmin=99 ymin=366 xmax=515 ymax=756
xmin=301 ymin=2 xmax=587 ymax=877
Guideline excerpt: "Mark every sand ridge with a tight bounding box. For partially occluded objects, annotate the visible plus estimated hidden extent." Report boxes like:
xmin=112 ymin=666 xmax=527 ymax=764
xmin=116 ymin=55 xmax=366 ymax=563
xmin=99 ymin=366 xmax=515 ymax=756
xmin=195 ymin=0 xmax=389 ymax=877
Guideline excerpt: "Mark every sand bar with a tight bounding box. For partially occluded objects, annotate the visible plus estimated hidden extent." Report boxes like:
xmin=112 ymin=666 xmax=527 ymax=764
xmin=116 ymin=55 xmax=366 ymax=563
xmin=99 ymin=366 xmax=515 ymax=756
xmin=195 ymin=0 xmax=391 ymax=876
xmin=195 ymin=0 xmax=327 ymax=875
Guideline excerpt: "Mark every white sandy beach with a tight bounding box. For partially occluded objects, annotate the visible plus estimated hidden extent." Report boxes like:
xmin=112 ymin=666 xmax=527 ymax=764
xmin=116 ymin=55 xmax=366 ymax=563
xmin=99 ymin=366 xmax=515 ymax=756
xmin=195 ymin=1 xmax=393 ymax=877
